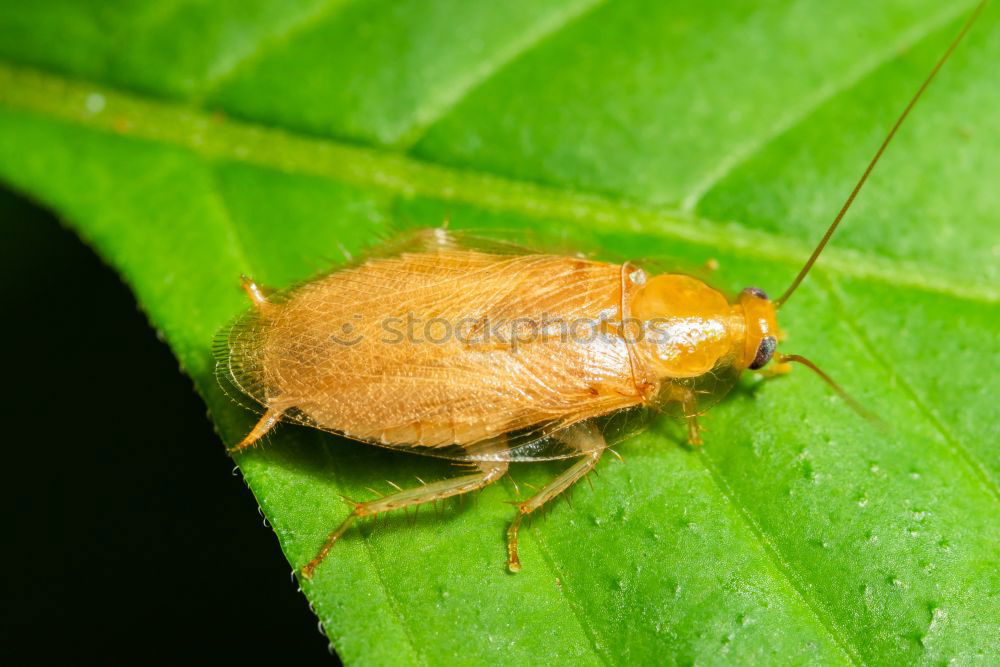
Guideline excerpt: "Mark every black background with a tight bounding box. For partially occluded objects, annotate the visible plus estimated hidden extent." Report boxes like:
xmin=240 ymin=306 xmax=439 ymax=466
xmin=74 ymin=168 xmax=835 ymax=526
xmin=1 ymin=186 xmax=332 ymax=663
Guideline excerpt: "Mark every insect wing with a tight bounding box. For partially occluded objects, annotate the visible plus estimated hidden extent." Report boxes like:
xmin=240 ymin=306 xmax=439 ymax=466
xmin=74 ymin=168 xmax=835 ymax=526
xmin=214 ymin=227 xmax=659 ymax=462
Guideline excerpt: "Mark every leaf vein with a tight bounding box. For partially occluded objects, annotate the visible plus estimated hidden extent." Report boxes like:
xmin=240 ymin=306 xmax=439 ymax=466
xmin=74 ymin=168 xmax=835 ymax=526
xmin=393 ymin=0 xmax=609 ymax=149
xmin=681 ymin=1 xmax=975 ymax=210
xmin=820 ymin=274 xmax=1000 ymax=505
xmin=194 ymin=0 xmax=355 ymax=100
xmin=695 ymin=450 xmax=863 ymax=666
xmin=325 ymin=444 xmax=429 ymax=667
xmin=505 ymin=477 xmax=611 ymax=666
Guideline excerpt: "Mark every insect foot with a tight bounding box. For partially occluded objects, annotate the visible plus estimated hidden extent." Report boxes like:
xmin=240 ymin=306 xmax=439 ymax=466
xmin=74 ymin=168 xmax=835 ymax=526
xmin=301 ymin=460 xmax=508 ymax=578
xmin=301 ymin=509 xmax=360 ymax=579
xmin=506 ymin=448 xmax=603 ymax=573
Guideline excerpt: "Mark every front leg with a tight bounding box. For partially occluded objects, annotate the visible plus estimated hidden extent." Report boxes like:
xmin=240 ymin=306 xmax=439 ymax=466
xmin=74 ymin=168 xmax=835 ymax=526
xmin=661 ymin=383 xmax=703 ymax=446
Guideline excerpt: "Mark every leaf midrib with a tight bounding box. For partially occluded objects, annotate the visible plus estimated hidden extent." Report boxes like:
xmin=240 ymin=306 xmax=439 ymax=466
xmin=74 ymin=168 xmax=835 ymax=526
xmin=0 ymin=62 xmax=995 ymax=305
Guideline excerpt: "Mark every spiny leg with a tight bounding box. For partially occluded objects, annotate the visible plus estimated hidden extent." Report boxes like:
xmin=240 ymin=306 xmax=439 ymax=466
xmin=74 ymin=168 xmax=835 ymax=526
xmin=685 ymin=412 xmax=702 ymax=447
xmin=240 ymin=274 xmax=272 ymax=309
xmin=507 ymin=423 xmax=605 ymax=573
xmin=302 ymin=458 xmax=508 ymax=578
xmin=228 ymin=407 xmax=285 ymax=453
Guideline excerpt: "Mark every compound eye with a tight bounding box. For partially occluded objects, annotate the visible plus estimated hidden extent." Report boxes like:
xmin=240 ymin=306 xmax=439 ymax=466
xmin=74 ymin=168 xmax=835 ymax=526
xmin=749 ymin=336 xmax=777 ymax=370
xmin=743 ymin=286 xmax=769 ymax=300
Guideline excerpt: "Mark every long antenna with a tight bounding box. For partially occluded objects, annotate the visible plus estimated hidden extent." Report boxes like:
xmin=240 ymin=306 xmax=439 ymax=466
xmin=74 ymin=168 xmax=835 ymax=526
xmin=775 ymin=0 xmax=987 ymax=308
xmin=778 ymin=354 xmax=885 ymax=428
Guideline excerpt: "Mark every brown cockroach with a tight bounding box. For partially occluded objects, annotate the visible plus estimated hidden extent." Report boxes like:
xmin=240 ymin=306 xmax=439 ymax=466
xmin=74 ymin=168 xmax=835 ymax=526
xmin=214 ymin=4 xmax=984 ymax=578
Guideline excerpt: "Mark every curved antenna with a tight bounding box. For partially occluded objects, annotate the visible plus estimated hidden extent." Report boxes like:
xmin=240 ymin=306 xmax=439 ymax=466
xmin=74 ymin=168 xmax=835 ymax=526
xmin=775 ymin=0 xmax=987 ymax=308
xmin=778 ymin=354 xmax=885 ymax=429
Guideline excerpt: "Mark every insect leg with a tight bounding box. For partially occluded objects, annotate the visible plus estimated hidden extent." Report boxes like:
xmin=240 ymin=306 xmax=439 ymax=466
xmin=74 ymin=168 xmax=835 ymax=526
xmin=685 ymin=412 xmax=702 ymax=446
xmin=506 ymin=424 xmax=604 ymax=573
xmin=301 ymin=458 xmax=508 ymax=578
xmin=660 ymin=384 xmax=704 ymax=445
xmin=228 ymin=407 xmax=284 ymax=453
xmin=239 ymin=274 xmax=272 ymax=309
xmin=669 ymin=386 xmax=704 ymax=445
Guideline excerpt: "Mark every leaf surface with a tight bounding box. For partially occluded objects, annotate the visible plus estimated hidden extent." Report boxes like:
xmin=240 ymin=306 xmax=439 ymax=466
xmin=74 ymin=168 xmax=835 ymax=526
xmin=1 ymin=1 xmax=998 ymax=664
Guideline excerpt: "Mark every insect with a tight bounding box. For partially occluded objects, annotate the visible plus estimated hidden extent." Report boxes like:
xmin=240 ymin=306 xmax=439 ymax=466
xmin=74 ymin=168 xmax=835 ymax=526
xmin=214 ymin=3 xmax=985 ymax=579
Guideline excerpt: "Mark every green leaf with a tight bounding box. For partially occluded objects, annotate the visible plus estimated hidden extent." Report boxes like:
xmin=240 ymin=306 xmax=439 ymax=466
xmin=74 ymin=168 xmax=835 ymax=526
xmin=2 ymin=1 xmax=998 ymax=663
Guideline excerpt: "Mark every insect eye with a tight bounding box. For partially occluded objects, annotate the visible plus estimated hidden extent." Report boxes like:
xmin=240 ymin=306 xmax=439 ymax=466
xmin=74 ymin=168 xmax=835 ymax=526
xmin=743 ymin=286 xmax=769 ymax=300
xmin=749 ymin=336 xmax=777 ymax=370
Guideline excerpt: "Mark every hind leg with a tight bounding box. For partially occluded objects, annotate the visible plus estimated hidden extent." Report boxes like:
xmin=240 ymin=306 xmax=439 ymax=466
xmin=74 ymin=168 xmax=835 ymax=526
xmin=506 ymin=423 xmax=604 ymax=572
xmin=302 ymin=458 xmax=508 ymax=578
xmin=228 ymin=407 xmax=285 ymax=453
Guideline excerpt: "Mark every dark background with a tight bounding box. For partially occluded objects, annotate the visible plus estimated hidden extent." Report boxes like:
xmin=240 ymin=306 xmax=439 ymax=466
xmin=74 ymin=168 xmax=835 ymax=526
xmin=1 ymin=185 xmax=332 ymax=663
